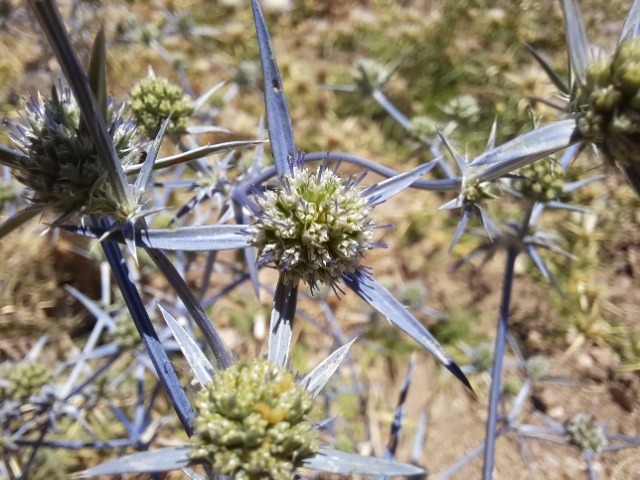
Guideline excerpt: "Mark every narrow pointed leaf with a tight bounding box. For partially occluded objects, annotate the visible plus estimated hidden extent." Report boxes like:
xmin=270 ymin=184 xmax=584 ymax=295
xmin=251 ymin=0 xmax=295 ymax=177
xmin=411 ymin=411 xmax=428 ymax=465
xmin=65 ymin=285 xmax=115 ymax=329
xmin=0 ymin=206 xmax=43 ymax=240
xmin=364 ymin=161 xmax=436 ymax=205
xmin=525 ymin=44 xmax=569 ymax=95
xmin=449 ymin=208 xmax=471 ymax=252
xmin=560 ymin=0 xmax=590 ymax=85
xmin=193 ymin=81 xmax=225 ymax=111
xmin=300 ymin=338 xmax=356 ymax=398
xmin=371 ymin=88 xmax=412 ymax=130
xmin=87 ymin=26 xmax=107 ymax=121
xmin=64 ymin=224 xmax=250 ymax=251
xmin=563 ymin=174 xmax=606 ymax=193
xmin=267 ymin=276 xmax=298 ymax=367
xmin=98 ymin=222 xmax=195 ymax=434
xmin=620 ymin=0 xmax=640 ymax=43
xmin=439 ymin=196 xmax=463 ymax=211
xmin=302 ymin=446 xmax=425 ymax=477
xmin=0 ymin=145 xmax=28 ymax=169
xmin=75 ymin=445 xmax=192 ymax=476
xmin=525 ymin=245 xmax=561 ymax=293
xmin=25 ymin=335 xmax=49 ymax=362
xmin=342 ymin=271 xmax=472 ymax=392
xmin=124 ymin=141 xmax=265 ymax=175
xmin=135 ymin=116 xmax=171 ymax=198
xmin=186 ymin=125 xmax=231 ymax=135
xmin=27 ymin=0 xmax=131 ymax=209
xmin=148 ymin=248 xmax=232 ymax=369
xmin=158 ymin=305 xmax=215 ymax=386
xmin=439 ymin=132 xmax=466 ymax=172
xmin=470 ymin=119 xmax=580 ymax=182
xmin=486 ymin=119 xmax=498 ymax=151
xmin=182 ymin=469 xmax=207 ymax=480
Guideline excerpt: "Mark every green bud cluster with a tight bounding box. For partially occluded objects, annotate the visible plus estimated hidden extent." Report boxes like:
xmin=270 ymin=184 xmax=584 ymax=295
xmin=351 ymin=58 xmax=388 ymax=93
xmin=112 ymin=315 xmax=142 ymax=350
xmin=128 ymin=76 xmax=194 ymax=138
xmin=190 ymin=359 xmax=318 ymax=480
xmin=573 ymin=38 xmax=640 ymax=171
xmin=0 ymin=361 xmax=51 ymax=401
xmin=7 ymin=86 xmax=139 ymax=218
xmin=565 ymin=413 xmax=607 ymax=453
xmin=441 ymin=94 xmax=481 ymax=122
xmin=512 ymin=159 xmax=565 ymax=202
xmin=248 ymin=163 xmax=376 ymax=290
xmin=525 ymin=355 xmax=549 ymax=380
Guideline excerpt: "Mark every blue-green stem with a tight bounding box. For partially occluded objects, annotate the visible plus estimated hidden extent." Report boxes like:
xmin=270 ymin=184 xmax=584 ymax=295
xmin=482 ymin=246 xmax=518 ymax=480
xmin=99 ymin=221 xmax=195 ymax=435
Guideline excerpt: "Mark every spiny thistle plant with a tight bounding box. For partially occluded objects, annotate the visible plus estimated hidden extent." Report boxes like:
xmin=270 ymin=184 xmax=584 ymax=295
xmin=79 ymin=308 xmax=424 ymax=478
xmin=5 ymin=86 xmax=139 ymax=220
xmin=3 ymin=0 xmax=640 ymax=479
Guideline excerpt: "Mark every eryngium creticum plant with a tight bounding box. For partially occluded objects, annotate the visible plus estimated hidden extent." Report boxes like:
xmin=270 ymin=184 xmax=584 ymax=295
xmin=240 ymin=0 xmax=472 ymax=390
xmin=5 ymin=86 xmax=139 ymax=221
xmin=246 ymin=158 xmax=378 ymax=293
xmin=79 ymin=309 xmax=425 ymax=478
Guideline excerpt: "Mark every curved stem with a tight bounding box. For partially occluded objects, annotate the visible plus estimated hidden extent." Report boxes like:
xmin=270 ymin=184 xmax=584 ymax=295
xmin=482 ymin=247 xmax=519 ymax=480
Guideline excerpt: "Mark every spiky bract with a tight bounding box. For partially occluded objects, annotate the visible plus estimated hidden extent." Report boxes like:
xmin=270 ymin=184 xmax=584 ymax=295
xmin=190 ymin=359 xmax=318 ymax=480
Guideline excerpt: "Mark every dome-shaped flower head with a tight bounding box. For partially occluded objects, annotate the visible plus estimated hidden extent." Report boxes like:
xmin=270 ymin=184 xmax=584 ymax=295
xmin=190 ymin=358 xmax=318 ymax=480
xmin=247 ymin=157 xmax=378 ymax=293
xmin=565 ymin=413 xmax=607 ymax=454
xmin=5 ymin=85 xmax=139 ymax=219
xmin=128 ymin=76 xmax=194 ymax=138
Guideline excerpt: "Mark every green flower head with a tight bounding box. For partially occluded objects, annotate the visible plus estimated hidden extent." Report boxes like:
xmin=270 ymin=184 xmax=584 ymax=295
xmin=6 ymin=85 xmax=138 ymax=219
xmin=0 ymin=361 xmax=51 ymax=401
xmin=512 ymin=159 xmax=565 ymax=202
xmin=190 ymin=358 xmax=318 ymax=480
xmin=128 ymin=76 xmax=194 ymax=138
xmin=573 ymin=38 xmax=640 ymax=170
xmin=565 ymin=413 xmax=607 ymax=454
xmin=247 ymin=159 xmax=378 ymax=292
